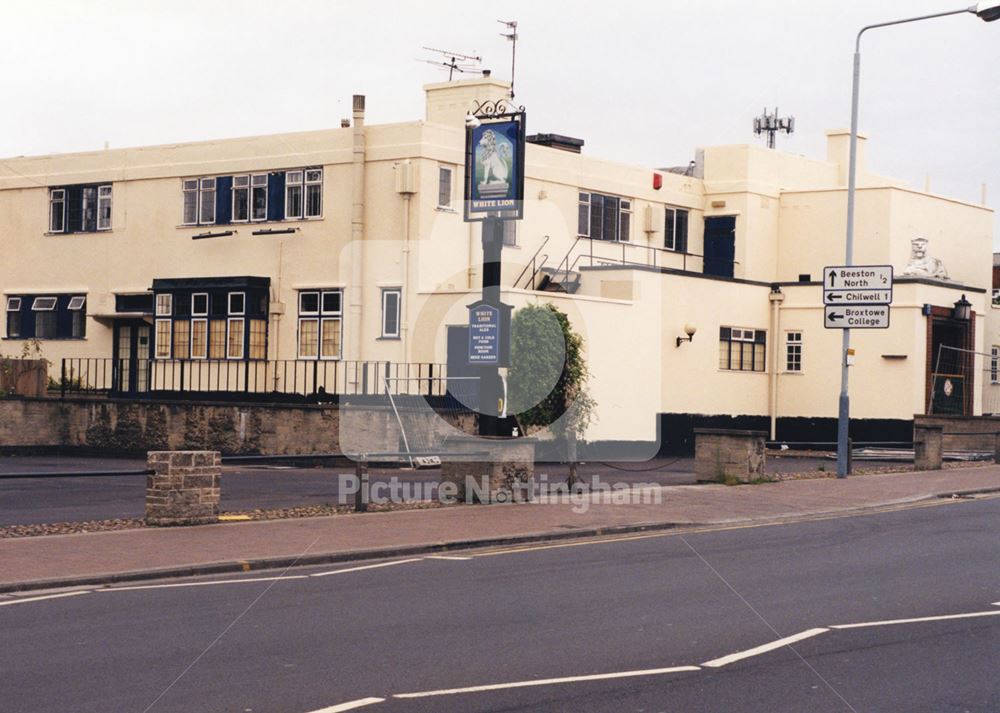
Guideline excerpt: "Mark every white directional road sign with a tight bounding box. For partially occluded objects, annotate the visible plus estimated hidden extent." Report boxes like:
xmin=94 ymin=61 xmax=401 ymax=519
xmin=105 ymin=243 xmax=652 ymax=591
xmin=824 ymin=305 xmax=890 ymax=329
xmin=823 ymin=264 xmax=893 ymax=304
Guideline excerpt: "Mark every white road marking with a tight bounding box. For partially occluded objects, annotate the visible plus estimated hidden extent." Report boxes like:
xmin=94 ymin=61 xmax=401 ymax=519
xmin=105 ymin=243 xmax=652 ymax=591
xmin=992 ymin=602 xmax=1000 ymax=607
xmin=98 ymin=575 xmax=309 ymax=592
xmin=830 ymin=610 xmax=1000 ymax=630
xmin=309 ymin=558 xmax=424 ymax=577
xmin=702 ymin=628 xmax=829 ymax=668
xmin=393 ymin=666 xmax=701 ymax=698
xmin=307 ymin=697 xmax=386 ymax=712
xmin=0 ymin=591 xmax=90 ymax=607
xmin=425 ymin=555 xmax=472 ymax=561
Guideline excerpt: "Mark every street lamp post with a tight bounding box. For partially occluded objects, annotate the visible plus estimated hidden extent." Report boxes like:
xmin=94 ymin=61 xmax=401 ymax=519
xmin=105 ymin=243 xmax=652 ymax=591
xmin=836 ymin=1 xmax=1000 ymax=479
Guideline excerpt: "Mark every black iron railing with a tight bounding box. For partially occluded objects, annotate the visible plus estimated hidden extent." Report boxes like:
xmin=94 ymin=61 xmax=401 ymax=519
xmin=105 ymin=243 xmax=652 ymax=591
xmin=58 ymin=358 xmax=449 ymax=400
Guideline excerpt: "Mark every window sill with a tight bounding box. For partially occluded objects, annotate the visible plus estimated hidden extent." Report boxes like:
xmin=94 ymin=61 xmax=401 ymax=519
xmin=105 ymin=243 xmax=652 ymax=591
xmin=3 ymin=336 xmax=87 ymax=341
xmin=782 ymin=370 xmax=804 ymax=375
xmin=717 ymin=369 xmax=767 ymax=374
xmin=435 ymin=206 xmax=457 ymax=213
xmin=44 ymin=231 xmax=112 ymax=237
xmin=177 ymin=217 xmax=321 ymax=230
xmin=377 ymin=336 xmax=401 ymax=341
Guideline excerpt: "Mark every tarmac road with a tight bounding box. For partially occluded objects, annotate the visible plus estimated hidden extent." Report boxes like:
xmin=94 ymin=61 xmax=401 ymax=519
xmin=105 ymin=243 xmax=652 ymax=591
xmin=1 ymin=495 xmax=997 ymax=712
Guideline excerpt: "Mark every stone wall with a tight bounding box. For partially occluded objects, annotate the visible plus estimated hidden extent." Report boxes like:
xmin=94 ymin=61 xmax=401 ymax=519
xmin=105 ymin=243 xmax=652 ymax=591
xmin=913 ymin=414 xmax=1000 ymax=452
xmin=0 ymin=396 xmax=474 ymax=456
xmin=146 ymin=451 xmax=221 ymax=526
xmin=694 ymin=428 xmax=767 ymax=484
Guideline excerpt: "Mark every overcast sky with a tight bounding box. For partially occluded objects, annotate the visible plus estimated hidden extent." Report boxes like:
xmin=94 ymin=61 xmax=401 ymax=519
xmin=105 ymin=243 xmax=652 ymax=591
xmin=3 ymin=0 xmax=998 ymax=244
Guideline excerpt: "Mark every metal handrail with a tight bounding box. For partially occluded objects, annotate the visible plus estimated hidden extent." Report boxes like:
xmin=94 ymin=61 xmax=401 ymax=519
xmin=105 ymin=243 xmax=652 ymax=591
xmin=512 ymin=235 xmax=550 ymax=289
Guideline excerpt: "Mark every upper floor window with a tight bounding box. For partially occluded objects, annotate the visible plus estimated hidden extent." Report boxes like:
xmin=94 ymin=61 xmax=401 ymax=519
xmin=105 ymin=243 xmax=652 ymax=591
xmin=438 ymin=166 xmax=453 ymax=208
xmin=4 ymin=294 xmax=86 ymax=339
xmin=182 ymin=177 xmax=216 ymax=225
xmin=232 ymin=174 xmax=269 ymax=222
xmin=719 ymin=326 xmax=766 ymax=372
xmin=49 ymin=185 xmax=112 ymax=234
xmin=665 ymin=207 xmax=689 ymax=252
xmin=992 ymin=345 xmax=999 ymax=384
xmin=285 ymin=168 xmax=323 ymax=219
xmin=578 ymin=192 xmax=631 ymax=242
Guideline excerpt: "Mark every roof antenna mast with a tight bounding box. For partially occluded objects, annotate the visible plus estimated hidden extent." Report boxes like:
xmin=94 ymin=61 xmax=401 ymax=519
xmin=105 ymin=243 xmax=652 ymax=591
xmin=753 ymin=107 xmax=795 ymax=149
xmin=499 ymin=19 xmax=518 ymax=99
xmin=419 ymin=47 xmax=482 ymax=81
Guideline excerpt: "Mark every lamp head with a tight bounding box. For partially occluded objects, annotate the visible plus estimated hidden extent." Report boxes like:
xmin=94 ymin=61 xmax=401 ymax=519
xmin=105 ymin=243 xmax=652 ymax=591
xmin=465 ymin=112 xmax=482 ymax=129
xmin=684 ymin=323 xmax=697 ymax=338
xmin=973 ymin=0 xmax=1000 ymax=21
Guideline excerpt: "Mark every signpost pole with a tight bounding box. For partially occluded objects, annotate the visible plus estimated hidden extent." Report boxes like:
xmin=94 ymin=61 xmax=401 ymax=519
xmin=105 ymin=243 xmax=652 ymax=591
xmin=478 ymin=216 xmax=504 ymax=436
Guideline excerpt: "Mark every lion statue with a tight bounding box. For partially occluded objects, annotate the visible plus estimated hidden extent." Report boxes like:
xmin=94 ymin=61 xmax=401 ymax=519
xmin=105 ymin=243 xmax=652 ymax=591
xmin=902 ymin=237 xmax=948 ymax=279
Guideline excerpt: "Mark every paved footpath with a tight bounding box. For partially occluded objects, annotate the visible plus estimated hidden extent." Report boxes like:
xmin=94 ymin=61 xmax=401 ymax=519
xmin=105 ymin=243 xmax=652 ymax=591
xmin=2 ymin=466 xmax=999 ymax=593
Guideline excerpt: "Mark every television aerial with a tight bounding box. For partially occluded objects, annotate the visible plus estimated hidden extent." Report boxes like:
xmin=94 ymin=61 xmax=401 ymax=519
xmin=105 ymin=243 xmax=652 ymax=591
xmin=419 ymin=47 xmax=482 ymax=81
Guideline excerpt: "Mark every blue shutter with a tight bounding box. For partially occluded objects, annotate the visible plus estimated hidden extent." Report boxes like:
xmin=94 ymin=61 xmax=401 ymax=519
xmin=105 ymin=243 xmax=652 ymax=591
xmin=267 ymin=171 xmax=285 ymax=222
xmin=215 ymin=176 xmax=232 ymax=225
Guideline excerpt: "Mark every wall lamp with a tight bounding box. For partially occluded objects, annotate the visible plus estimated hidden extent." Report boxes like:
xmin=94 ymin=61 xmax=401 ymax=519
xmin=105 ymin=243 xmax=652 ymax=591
xmin=952 ymin=294 xmax=972 ymax=321
xmin=676 ymin=323 xmax=697 ymax=347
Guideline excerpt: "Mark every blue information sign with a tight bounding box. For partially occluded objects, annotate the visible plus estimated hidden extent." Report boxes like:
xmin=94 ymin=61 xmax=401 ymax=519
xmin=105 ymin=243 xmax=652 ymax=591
xmin=468 ymin=304 xmax=500 ymax=364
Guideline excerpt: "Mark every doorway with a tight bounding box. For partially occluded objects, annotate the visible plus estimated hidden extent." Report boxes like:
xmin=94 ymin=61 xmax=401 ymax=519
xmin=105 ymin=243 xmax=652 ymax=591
xmin=112 ymin=320 xmax=151 ymax=394
xmin=703 ymin=216 xmax=736 ymax=278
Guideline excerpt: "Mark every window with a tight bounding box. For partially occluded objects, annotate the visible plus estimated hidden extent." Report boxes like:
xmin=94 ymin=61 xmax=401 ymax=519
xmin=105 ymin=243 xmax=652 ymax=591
xmin=155 ymin=294 xmax=173 ymax=317
xmin=191 ymin=293 xmax=208 ymax=316
xmin=155 ymin=320 xmax=172 ymax=359
xmin=68 ymin=296 xmax=86 ymax=338
xmin=228 ymin=292 xmax=245 ymax=316
xmin=719 ymin=327 xmax=766 ymax=372
xmin=49 ymin=189 xmax=66 ymax=233
xmin=48 ymin=185 xmax=111 ymax=233
xmin=285 ymin=168 xmax=322 ymax=219
xmin=578 ymin=192 xmax=631 ymax=241
xmin=227 ymin=318 xmax=245 ymax=359
xmin=232 ymin=175 xmax=250 ymax=222
xmin=5 ymin=297 xmax=21 ymax=338
xmin=298 ymin=289 xmax=342 ymax=359
xmin=172 ymin=320 xmax=190 ymax=358
xmin=992 ymin=346 xmax=999 ymax=384
xmin=785 ymin=331 xmax=802 ymax=372
xmin=32 ymin=296 xmax=57 ymax=311
xmin=251 ymin=174 xmax=268 ymax=221
xmin=993 ymin=288 xmax=1000 ymax=306
xmin=97 ymin=185 xmax=113 ymax=230
xmin=191 ymin=319 xmax=208 ymax=359
xmin=183 ymin=177 xmax=216 ymax=225
xmin=209 ymin=320 xmax=226 ymax=359
xmin=438 ymin=166 xmax=453 ymax=208
xmin=665 ymin=207 xmax=689 ymax=252
xmin=381 ymin=288 xmax=401 ymax=338
xmin=248 ymin=319 xmax=267 ymax=360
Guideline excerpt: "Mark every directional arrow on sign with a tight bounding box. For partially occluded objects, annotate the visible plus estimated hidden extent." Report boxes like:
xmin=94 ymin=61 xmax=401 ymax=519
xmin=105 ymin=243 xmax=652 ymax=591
xmin=827 ymin=312 xmax=843 ymax=323
xmin=827 ymin=293 xmax=843 ymax=301
xmin=828 ymin=270 xmax=837 ymax=287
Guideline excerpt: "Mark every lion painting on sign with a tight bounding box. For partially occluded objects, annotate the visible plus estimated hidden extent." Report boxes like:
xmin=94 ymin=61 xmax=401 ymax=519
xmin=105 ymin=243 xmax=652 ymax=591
xmin=478 ymin=129 xmax=511 ymax=185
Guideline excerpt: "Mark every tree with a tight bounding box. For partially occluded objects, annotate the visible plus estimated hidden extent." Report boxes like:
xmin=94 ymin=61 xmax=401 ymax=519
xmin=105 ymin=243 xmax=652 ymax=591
xmin=507 ymin=304 xmax=595 ymax=484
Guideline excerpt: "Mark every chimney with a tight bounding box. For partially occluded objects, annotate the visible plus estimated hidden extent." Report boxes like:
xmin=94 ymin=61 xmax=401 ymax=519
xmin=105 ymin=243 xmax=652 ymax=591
xmin=424 ymin=76 xmax=511 ymax=128
xmin=826 ymin=129 xmax=867 ymax=187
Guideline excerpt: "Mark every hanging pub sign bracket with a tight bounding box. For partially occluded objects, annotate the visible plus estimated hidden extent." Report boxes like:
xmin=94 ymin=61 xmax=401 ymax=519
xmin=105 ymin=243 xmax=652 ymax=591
xmin=463 ymin=100 xmax=526 ymax=223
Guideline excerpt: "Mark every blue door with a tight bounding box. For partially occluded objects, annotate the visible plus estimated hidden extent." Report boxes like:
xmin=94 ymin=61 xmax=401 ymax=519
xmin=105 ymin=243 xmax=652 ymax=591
xmin=703 ymin=216 xmax=736 ymax=278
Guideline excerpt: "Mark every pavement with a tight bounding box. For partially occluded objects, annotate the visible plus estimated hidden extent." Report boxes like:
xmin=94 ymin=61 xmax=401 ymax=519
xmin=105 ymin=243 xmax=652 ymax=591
xmin=1 ymin=464 xmax=999 ymax=593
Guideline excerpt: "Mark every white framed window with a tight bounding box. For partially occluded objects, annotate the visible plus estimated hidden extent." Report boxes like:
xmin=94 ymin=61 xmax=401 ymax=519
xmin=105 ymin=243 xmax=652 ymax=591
xmin=97 ymin=185 xmax=113 ymax=231
xmin=232 ymin=175 xmax=250 ymax=222
xmin=155 ymin=293 xmax=173 ymax=317
xmin=785 ymin=331 xmax=803 ymax=372
xmin=992 ymin=345 xmax=999 ymax=384
xmin=665 ymin=207 xmax=689 ymax=252
xmin=191 ymin=293 xmax=209 ymax=317
xmin=228 ymin=292 xmax=245 ymax=316
xmin=32 ymin=296 xmax=58 ymax=311
xmin=381 ymin=288 xmax=401 ymax=338
xmin=191 ymin=319 xmax=208 ymax=359
xmin=227 ymin=318 xmax=245 ymax=359
xmin=719 ymin=326 xmax=766 ymax=372
xmin=578 ymin=191 xmax=631 ymax=241
xmin=298 ymin=289 xmax=342 ymax=359
xmin=5 ymin=298 xmax=21 ymax=338
xmin=6 ymin=297 xmax=22 ymax=312
xmin=285 ymin=168 xmax=323 ymax=219
xmin=67 ymin=296 xmax=86 ymax=311
xmin=438 ymin=166 xmax=453 ymax=208
xmin=183 ymin=177 xmax=216 ymax=225
xmin=299 ymin=291 xmax=320 ymax=315
xmin=251 ymin=174 xmax=268 ymax=221
xmin=49 ymin=189 xmax=66 ymax=233
xmin=155 ymin=319 xmax=172 ymax=358
xmin=993 ymin=288 xmax=1000 ymax=306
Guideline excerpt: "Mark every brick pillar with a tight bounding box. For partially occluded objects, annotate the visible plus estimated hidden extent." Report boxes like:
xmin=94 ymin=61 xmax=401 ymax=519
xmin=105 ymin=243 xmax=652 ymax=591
xmin=993 ymin=432 xmax=1000 ymax=465
xmin=913 ymin=425 xmax=943 ymax=471
xmin=694 ymin=428 xmax=767 ymax=484
xmin=146 ymin=451 xmax=222 ymax=526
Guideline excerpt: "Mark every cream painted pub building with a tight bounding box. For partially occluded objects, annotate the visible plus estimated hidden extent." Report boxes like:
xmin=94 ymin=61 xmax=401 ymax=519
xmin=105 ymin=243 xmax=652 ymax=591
xmin=1 ymin=78 xmax=994 ymax=454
